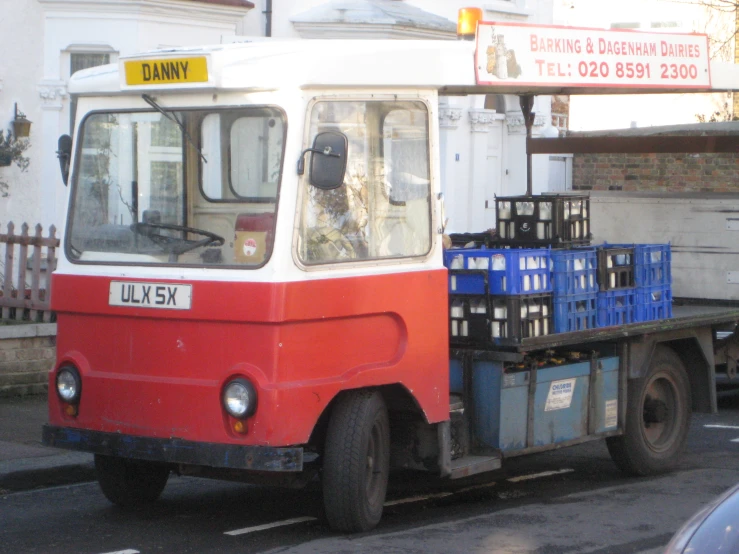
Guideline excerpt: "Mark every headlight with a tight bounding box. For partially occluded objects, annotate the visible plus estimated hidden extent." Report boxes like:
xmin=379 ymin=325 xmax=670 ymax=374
xmin=222 ymin=379 xmax=257 ymax=419
xmin=56 ymin=366 xmax=81 ymax=404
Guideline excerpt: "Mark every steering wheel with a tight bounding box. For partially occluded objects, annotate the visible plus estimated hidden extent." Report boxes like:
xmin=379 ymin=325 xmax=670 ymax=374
xmin=131 ymin=222 xmax=225 ymax=258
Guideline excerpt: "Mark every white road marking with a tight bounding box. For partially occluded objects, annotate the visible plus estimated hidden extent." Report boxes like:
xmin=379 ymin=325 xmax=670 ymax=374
xmin=704 ymin=424 xmax=739 ymax=430
xmin=386 ymin=469 xmax=573 ymax=507
xmin=507 ymin=469 xmax=574 ymax=483
xmin=731 ymin=438 xmax=739 ymax=443
xmin=384 ymin=492 xmax=453 ymax=506
xmin=224 ymin=516 xmax=317 ymax=536
xmin=455 ymin=481 xmax=498 ymax=495
xmin=98 ymin=550 xmax=140 ymax=554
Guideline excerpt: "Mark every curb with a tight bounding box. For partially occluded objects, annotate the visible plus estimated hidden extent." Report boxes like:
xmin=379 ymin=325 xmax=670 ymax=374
xmin=0 ymin=452 xmax=95 ymax=493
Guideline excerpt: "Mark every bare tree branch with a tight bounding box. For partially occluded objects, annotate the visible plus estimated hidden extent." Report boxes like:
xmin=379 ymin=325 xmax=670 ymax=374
xmin=666 ymin=0 xmax=737 ymax=12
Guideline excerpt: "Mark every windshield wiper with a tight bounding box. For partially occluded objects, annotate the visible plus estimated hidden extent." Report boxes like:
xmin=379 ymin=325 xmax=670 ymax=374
xmin=141 ymin=94 xmax=207 ymax=164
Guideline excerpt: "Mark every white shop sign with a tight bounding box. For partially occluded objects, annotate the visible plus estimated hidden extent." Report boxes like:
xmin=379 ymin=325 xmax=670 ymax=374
xmin=475 ymin=22 xmax=710 ymax=89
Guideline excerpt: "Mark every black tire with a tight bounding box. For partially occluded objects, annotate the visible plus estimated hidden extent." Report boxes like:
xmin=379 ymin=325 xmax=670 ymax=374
xmin=606 ymin=345 xmax=692 ymax=476
xmin=95 ymin=454 xmax=170 ymax=507
xmin=322 ymin=390 xmax=390 ymax=533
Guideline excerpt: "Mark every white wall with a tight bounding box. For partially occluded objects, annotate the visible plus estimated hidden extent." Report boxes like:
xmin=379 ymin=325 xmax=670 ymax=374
xmin=0 ymin=0 xmax=46 ymax=232
xmin=0 ymin=0 xmax=252 ymax=232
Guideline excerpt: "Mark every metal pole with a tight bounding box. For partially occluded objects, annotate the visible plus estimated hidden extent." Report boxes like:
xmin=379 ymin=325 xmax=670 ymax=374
xmin=519 ymin=95 xmax=535 ymax=196
xmin=265 ymin=0 xmax=272 ymax=37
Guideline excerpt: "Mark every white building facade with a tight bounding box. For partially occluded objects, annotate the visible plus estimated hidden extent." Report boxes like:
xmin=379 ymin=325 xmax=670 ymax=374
xmin=0 ymin=0 xmax=557 ymax=235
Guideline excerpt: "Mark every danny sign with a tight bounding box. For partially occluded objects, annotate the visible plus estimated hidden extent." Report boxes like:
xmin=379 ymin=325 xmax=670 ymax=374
xmin=123 ymin=57 xmax=209 ymax=86
xmin=475 ymin=22 xmax=711 ymax=88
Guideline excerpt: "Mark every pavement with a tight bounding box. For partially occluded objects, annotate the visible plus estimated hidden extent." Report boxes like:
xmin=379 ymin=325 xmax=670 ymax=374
xmin=0 ymin=393 xmax=95 ymax=493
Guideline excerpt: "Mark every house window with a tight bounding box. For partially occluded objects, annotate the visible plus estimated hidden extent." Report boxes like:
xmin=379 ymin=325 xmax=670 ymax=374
xmin=650 ymin=21 xmax=680 ymax=29
xmin=610 ymin=22 xmax=641 ymax=30
xmin=71 ymin=53 xmax=110 ymax=75
xmin=69 ymin=52 xmax=113 ymax=133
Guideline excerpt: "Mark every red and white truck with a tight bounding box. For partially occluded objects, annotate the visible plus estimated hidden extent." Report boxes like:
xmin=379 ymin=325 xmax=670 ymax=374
xmin=44 ymin=12 xmax=739 ymax=532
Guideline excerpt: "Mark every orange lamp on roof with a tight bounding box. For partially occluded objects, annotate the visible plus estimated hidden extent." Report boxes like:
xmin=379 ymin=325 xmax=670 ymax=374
xmin=457 ymin=7 xmax=483 ymax=39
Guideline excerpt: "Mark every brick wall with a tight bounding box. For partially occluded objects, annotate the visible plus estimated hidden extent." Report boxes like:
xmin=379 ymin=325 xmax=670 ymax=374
xmin=572 ymin=152 xmax=739 ymax=192
xmin=0 ymin=324 xmax=55 ymax=397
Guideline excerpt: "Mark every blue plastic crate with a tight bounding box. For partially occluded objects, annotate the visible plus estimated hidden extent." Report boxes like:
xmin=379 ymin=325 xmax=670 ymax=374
xmin=634 ymin=244 xmax=671 ymax=286
xmin=551 ymin=247 xmax=598 ymax=295
xmin=634 ymin=284 xmax=673 ymax=322
xmin=597 ymin=288 xmax=636 ymax=327
xmin=603 ymin=243 xmax=671 ymax=287
xmin=445 ymin=248 xmax=551 ymax=295
xmin=553 ymin=292 xmax=598 ymax=333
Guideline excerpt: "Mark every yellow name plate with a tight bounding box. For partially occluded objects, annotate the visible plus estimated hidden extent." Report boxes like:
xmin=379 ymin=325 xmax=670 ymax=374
xmin=124 ymin=57 xmax=208 ymax=86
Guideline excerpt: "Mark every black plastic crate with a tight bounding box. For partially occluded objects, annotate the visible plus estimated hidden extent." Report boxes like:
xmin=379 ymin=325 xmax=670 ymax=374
xmin=489 ymin=293 xmax=553 ymax=346
xmin=449 ymin=295 xmax=491 ymax=348
xmin=449 ymin=293 xmax=553 ymax=348
xmin=448 ymin=232 xmax=495 ymax=249
xmin=496 ymin=194 xmax=591 ymax=247
xmin=596 ymin=245 xmax=635 ymax=291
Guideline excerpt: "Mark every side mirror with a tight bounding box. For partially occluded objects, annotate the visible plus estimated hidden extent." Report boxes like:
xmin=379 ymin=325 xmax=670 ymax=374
xmin=57 ymin=134 xmax=72 ymax=186
xmin=296 ymin=131 xmax=348 ymax=190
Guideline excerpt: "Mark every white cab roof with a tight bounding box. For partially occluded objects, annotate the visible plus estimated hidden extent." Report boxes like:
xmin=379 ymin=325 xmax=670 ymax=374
xmin=68 ymin=39 xmax=739 ymax=96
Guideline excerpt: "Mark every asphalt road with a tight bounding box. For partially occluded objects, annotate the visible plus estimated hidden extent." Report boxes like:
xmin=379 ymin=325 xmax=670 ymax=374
xmin=3 ymin=391 xmax=739 ymax=554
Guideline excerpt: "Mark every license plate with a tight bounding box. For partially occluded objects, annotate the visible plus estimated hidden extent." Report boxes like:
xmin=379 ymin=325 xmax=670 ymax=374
xmin=109 ymin=281 xmax=192 ymax=310
xmin=124 ymin=57 xmax=208 ymax=86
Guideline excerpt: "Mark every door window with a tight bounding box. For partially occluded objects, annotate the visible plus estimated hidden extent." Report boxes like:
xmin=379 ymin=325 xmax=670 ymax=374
xmin=298 ymin=100 xmax=431 ymax=264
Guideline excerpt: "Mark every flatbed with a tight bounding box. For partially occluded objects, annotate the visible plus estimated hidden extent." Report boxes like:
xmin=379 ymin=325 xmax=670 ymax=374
xmin=517 ymin=304 xmax=739 ymax=351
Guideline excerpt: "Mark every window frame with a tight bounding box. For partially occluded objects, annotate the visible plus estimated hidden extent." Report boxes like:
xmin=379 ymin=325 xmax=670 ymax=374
xmin=293 ymin=95 xmax=436 ymax=271
xmin=65 ymin=105 xmax=287 ymax=270
xmin=197 ymin=107 xmax=287 ymax=204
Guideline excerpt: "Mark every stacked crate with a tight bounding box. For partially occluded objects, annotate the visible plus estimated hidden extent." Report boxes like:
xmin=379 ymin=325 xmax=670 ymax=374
xmin=595 ymin=245 xmax=637 ymax=327
xmin=445 ymin=191 xmax=672 ymax=341
xmin=632 ymin=244 xmax=672 ymax=321
xmin=494 ymin=194 xmax=593 ymax=335
xmin=551 ymin=248 xmax=599 ymax=333
xmin=495 ymin=194 xmax=591 ymax=248
xmin=445 ymin=248 xmax=553 ymax=346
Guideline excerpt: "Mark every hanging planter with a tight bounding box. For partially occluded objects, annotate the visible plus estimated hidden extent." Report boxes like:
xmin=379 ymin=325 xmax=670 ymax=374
xmin=0 ymin=129 xmax=30 ymax=171
xmin=12 ymin=104 xmax=31 ymax=139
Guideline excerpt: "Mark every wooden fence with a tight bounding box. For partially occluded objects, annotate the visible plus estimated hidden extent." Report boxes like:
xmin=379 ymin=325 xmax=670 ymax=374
xmin=0 ymin=223 xmax=58 ymax=323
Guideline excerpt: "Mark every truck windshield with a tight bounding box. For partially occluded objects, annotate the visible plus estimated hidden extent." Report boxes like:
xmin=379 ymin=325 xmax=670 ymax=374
xmin=67 ymin=107 xmax=285 ymax=267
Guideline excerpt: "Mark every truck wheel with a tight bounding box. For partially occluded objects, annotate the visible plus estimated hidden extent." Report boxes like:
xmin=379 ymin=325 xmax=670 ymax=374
xmin=322 ymin=390 xmax=390 ymax=533
xmin=95 ymin=454 xmax=170 ymax=507
xmin=606 ymin=345 xmax=691 ymax=476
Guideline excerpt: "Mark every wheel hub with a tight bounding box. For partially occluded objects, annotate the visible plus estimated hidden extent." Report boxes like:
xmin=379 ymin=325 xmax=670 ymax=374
xmin=643 ymin=396 xmax=668 ymax=425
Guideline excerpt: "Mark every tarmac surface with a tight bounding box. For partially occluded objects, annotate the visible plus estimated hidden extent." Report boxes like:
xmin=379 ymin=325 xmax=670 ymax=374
xmin=0 ymin=393 xmax=94 ymax=494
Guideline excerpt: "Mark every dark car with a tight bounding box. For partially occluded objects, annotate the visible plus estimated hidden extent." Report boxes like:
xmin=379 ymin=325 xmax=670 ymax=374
xmin=665 ymin=482 xmax=739 ymax=553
